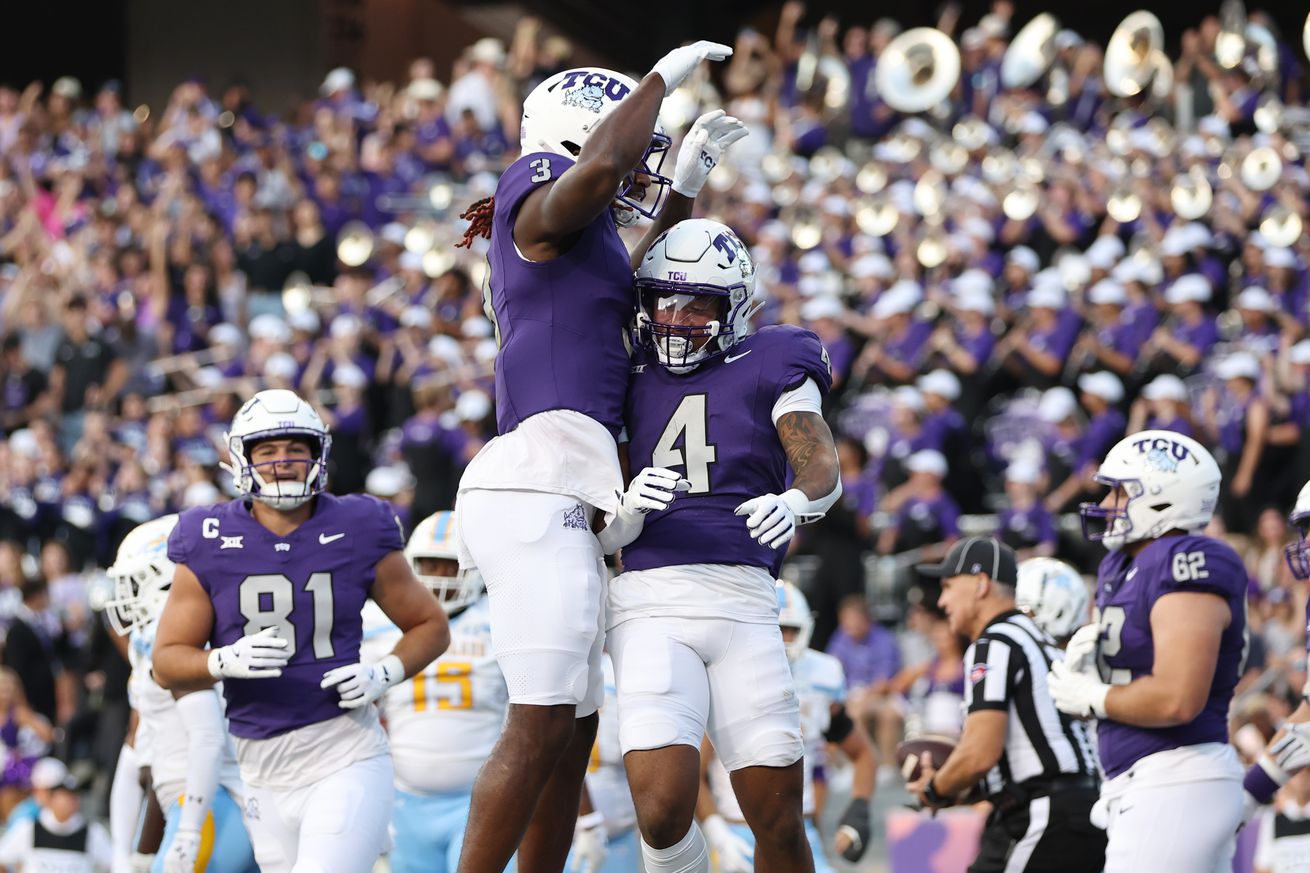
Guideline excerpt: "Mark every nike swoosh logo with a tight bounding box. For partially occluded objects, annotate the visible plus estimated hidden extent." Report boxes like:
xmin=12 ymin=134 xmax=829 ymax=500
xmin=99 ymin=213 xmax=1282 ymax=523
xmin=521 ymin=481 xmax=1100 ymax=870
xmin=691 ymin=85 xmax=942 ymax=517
xmin=724 ymin=350 xmax=752 ymax=363
xmin=319 ymin=533 xmax=346 ymax=545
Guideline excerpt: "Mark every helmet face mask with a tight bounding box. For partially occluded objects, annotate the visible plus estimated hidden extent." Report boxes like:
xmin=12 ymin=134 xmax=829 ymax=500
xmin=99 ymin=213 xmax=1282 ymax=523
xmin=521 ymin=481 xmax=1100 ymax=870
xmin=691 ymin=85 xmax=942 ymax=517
xmin=223 ymin=390 xmax=332 ymax=511
xmin=1078 ymin=431 xmax=1220 ymax=552
xmin=635 ymin=220 xmax=759 ymax=372
xmin=1285 ymin=482 xmax=1310 ymax=580
xmin=519 ymin=68 xmax=672 ymax=227
xmin=105 ymin=515 xmax=179 ymax=634
xmin=406 ymin=511 xmax=484 ymax=615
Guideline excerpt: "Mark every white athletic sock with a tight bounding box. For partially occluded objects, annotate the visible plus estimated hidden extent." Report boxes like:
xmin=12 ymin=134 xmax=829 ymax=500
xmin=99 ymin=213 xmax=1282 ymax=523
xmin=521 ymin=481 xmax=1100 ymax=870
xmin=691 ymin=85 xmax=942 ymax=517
xmin=109 ymin=743 xmax=143 ymax=873
xmin=641 ymin=822 xmax=710 ymax=873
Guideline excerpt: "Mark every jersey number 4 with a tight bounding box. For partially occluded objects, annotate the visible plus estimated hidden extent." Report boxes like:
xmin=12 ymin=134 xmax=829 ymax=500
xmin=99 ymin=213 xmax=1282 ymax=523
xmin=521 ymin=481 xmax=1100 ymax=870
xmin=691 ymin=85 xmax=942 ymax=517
xmin=652 ymin=394 xmax=717 ymax=494
xmin=239 ymin=573 xmax=335 ymax=660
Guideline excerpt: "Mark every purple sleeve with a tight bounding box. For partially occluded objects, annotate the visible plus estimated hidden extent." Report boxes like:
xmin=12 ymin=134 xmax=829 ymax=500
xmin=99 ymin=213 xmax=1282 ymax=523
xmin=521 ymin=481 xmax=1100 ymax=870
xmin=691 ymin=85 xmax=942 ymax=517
xmin=166 ymin=514 xmax=194 ymax=566
xmin=437 ymin=425 xmax=470 ymax=459
xmin=1154 ymin=538 xmax=1247 ymax=602
xmin=770 ymin=326 xmax=834 ymax=398
xmin=364 ymin=496 xmax=406 ymax=566
xmin=874 ymin=628 xmax=901 ymax=681
xmin=965 ymin=330 xmax=995 ymax=366
xmin=497 ymin=152 xmax=578 ymax=224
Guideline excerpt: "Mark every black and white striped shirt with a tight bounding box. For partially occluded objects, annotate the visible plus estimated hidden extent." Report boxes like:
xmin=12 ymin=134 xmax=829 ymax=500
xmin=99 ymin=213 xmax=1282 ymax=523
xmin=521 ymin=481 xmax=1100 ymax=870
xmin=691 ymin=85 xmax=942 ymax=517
xmin=964 ymin=610 xmax=1099 ymax=796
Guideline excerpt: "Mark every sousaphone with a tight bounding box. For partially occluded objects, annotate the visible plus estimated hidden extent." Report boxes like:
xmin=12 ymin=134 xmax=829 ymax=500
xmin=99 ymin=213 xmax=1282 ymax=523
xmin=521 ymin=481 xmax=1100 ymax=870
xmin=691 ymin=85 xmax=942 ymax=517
xmin=875 ymin=28 xmax=961 ymax=114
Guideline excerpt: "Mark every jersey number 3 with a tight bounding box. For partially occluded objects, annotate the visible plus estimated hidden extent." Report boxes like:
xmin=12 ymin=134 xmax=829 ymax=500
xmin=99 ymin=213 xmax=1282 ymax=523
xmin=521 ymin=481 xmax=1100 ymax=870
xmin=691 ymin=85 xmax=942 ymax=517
xmin=652 ymin=394 xmax=717 ymax=494
xmin=239 ymin=573 xmax=335 ymax=660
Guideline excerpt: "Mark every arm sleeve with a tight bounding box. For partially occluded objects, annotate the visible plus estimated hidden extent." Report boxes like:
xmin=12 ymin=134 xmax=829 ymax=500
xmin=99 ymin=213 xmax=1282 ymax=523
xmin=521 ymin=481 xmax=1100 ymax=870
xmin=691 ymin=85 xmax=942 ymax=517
xmin=174 ymin=689 xmax=227 ymax=833
xmin=1160 ymin=540 xmax=1247 ymax=601
xmin=965 ymin=637 xmax=1015 ymax=713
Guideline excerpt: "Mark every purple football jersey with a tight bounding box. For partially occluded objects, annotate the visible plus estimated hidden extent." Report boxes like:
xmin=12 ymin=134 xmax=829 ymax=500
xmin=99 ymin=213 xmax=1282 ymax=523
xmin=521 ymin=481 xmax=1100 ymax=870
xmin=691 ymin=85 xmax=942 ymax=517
xmin=1094 ymin=534 xmax=1247 ymax=777
xmin=485 ymin=152 xmax=633 ymax=439
xmin=168 ymin=494 xmax=405 ymax=739
xmin=621 ymin=325 xmax=832 ymax=577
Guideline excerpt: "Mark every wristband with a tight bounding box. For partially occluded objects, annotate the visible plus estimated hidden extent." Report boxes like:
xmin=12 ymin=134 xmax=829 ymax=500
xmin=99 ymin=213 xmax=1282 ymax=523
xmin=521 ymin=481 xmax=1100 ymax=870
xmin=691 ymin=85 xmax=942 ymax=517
xmin=923 ymin=778 xmax=948 ymax=807
xmin=1244 ymin=757 xmax=1290 ymax=805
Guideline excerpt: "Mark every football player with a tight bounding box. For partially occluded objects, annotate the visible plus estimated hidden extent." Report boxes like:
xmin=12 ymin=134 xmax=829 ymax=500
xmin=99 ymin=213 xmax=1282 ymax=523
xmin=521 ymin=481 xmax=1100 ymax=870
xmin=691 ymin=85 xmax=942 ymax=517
xmin=566 ymin=654 xmax=639 ymax=873
xmin=696 ymin=581 xmax=876 ymax=873
xmin=598 ymin=219 xmax=841 ymax=873
xmin=359 ymin=511 xmax=509 ymax=873
xmin=107 ymin=515 xmax=258 ymax=873
xmin=1015 ymin=558 xmax=1091 ymax=646
xmin=450 ymin=40 xmax=741 ymax=873
xmin=1048 ymin=430 xmax=1248 ymax=871
xmin=1241 ymin=481 xmax=1310 ymax=820
xmin=151 ymin=389 xmax=450 ymax=873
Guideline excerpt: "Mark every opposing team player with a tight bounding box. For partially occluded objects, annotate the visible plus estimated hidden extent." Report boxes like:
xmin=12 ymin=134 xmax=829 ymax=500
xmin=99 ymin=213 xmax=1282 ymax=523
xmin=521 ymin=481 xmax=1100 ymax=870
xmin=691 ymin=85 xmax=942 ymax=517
xmin=566 ymin=654 xmax=639 ymax=873
xmin=1048 ymin=430 xmax=1248 ymax=871
xmin=107 ymin=515 xmax=258 ymax=873
xmin=597 ymin=218 xmax=842 ymax=873
xmin=1015 ymin=558 xmax=1090 ymax=646
xmin=695 ymin=582 xmax=875 ymax=873
xmin=152 ymin=389 xmax=449 ymax=873
xmin=1241 ymin=480 xmax=1310 ymax=817
xmin=359 ymin=511 xmax=509 ymax=873
xmin=451 ymin=39 xmax=740 ymax=873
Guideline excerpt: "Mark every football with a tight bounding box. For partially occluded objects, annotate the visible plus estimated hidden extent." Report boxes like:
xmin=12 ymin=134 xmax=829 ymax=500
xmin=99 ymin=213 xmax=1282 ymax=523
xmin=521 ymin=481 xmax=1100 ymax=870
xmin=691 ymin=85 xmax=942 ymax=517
xmin=895 ymin=735 xmax=958 ymax=783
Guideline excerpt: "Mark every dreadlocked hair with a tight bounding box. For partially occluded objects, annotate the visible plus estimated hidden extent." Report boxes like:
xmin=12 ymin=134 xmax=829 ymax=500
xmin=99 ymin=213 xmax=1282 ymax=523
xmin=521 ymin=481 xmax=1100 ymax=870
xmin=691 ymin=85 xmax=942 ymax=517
xmin=456 ymin=196 xmax=495 ymax=249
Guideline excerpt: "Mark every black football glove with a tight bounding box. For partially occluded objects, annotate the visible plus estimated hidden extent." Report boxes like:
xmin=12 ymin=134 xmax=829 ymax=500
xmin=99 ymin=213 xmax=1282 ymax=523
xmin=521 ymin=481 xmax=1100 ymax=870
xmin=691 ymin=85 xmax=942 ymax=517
xmin=836 ymin=797 xmax=872 ymax=861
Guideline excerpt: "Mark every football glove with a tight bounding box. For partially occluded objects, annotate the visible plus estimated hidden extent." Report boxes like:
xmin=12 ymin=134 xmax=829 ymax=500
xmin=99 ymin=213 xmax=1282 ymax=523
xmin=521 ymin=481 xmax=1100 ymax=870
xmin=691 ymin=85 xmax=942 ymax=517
xmin=1047 ymin=660 xmax=1109 ymax=719
xmin=569 ymin=811 xmax=608 ymax=873
xmin=1061 ymin=623 xmax=1102 ymax=676
xmin=735 ymin=492 xmax=800 ymax=549
xmin=162 ymin=828 xmax=201 ymax=873
xmin=207 ymin=626 xmax=290 ymax=679
xmin=1270 ymin=722 xmax=1310 ymax=774
xmin=672 ymin=110 xmax=748 ymax=198
xmin=650 ymin=41 xmax=733 ymax=96
xmin=619 ymin=467 xmax=690 ymax=517
xmin=835 ymin=797 xmax=871 ymax=861
xmin=702 ymin=814 xmax=753 ymax=873
xmin=320 ymin=654 xmax=405 ymax=709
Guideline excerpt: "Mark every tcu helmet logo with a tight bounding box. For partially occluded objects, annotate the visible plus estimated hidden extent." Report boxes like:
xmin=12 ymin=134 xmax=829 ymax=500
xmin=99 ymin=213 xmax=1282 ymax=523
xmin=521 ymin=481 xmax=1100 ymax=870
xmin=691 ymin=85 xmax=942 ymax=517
xmin=1131 ymin=436 xmax=1192 ymax=471
xmin=712 ymin=232 xmax=752 ymax=278
xmin=551 ymin=71 xmax=631 ymax=113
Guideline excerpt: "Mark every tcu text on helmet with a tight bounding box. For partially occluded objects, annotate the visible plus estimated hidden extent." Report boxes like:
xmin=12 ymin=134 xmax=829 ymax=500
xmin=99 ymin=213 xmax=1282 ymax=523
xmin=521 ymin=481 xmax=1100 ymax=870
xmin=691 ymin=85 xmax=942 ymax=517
xmin=1130 ymin=436 xmax=1196 ymax=464
xmin=546 ymin=71 xmax=631 ymax=101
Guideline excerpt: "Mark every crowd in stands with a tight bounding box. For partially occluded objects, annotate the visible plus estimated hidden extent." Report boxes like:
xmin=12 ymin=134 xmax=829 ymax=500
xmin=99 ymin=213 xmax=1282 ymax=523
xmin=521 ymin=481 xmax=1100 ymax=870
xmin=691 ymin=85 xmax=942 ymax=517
xmin=0 ymin=0 xmax=1306 ymax=828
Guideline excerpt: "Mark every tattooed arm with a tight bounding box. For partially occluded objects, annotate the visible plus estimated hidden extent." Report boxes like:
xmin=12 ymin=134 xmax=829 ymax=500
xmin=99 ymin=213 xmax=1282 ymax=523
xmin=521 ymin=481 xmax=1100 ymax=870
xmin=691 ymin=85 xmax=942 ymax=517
xmin=778 ymin=410 xmax=841 ymax=507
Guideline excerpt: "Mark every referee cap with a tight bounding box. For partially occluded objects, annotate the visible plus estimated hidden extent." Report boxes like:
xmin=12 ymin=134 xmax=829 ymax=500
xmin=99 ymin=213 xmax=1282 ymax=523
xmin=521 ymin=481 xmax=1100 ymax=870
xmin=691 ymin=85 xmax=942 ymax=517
xmin=918 ymin=537 xmax=1018 ymax=585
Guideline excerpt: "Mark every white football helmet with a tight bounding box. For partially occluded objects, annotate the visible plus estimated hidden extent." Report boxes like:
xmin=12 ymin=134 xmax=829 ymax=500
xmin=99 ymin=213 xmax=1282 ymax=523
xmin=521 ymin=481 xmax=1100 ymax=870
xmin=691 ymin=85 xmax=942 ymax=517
xmin=777 ymin=580 xmax=815 ymax=662
xmin=519 ymin=67 xmax=672 ymax=226
xmin=1079 ymin=430 xmax=1220 ymax=551
xmin=405 ymin=511 xmax=483 ymax=614
xmin=222 ymin=389 xmax=332 ymax=511
xmin=1015 ymin=558 xmax=1089 ymax=640
xmin=105 ymin=514 xmax=179 ymax=636
xmin=635 ymin=219 xmax=760 ymax=372
xmin=1285 ymin=479 xmax=1310 ymax=580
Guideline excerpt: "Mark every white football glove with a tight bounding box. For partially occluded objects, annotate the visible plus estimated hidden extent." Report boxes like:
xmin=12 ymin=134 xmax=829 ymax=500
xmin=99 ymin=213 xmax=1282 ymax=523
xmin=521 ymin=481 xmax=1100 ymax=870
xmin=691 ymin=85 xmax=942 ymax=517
xmin=570 ymin=811 xmax=609 ymax=873
xmin=130 ymin=853 xmax=157 ymax=873
xmin=650 ymin=41 xmax=733 ymax=96
xmin=320 ymin=654 xmax=404 ymax=709
xmin=1269 ymin=722 xmax=1310 ymax=774
xmin=206 ymin=626 xmax=290 ymax=680
xmin=162 ymin=828 xmax=201 ymax=873
xmin=672 ymin=110 xmax=749 ymax=198
xmin=703 ymin=814 xmax=753 ymax=873
xmin=1061 ymin=623 xmax=1102 ymax=676
xmin=619 ymin=467 xmax=691 ymax=518
xmin=1047 ymin=660 xmax=1109 ymax=719
xmin=734 ymin=493 xmax=799 ymax=549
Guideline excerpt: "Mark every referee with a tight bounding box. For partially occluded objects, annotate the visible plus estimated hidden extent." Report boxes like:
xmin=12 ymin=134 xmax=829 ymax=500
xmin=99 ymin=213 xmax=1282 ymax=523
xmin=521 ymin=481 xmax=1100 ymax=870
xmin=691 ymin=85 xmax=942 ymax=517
xmin=908 ymin=537 xmax=1105 ymax=872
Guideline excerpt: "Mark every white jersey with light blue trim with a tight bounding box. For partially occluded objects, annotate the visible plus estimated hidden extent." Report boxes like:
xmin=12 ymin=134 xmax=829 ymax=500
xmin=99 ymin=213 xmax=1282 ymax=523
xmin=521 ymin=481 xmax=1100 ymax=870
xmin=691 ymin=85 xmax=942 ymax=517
xmin=708 ymin=647 xmax=846 ymax=819
xmin=127 ymin=621 xmax=244 ymax=806
xmin=585 ymin=654 xmax=636 ymax=837
xmin=361 ymin=597 xmax=508 ymax=794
